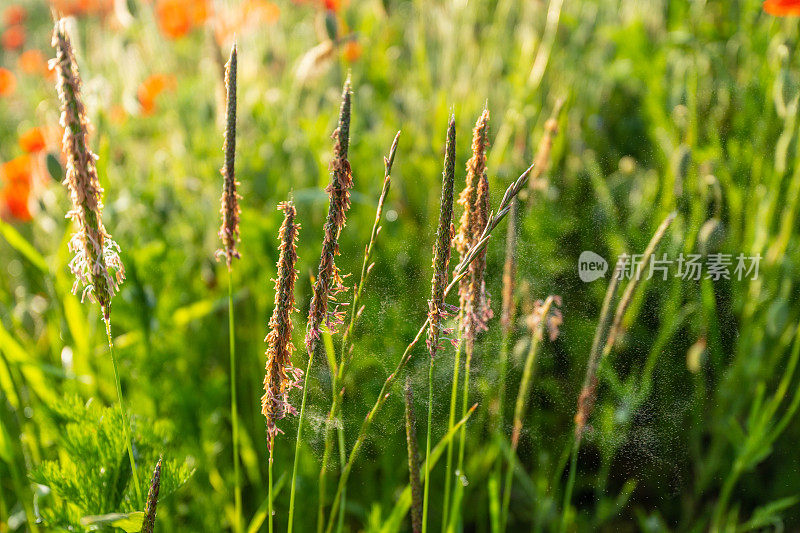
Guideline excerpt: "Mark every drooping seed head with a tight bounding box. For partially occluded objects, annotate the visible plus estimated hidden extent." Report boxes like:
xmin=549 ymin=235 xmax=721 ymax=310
xmin=52 ymin=19 xmax=124 ymax=322
xmin=306 ymin=76 xmax=353 ymax=352
xmin=427 ymin=115 xmax=456 ymax=359
xmin=527 ymin=99 xmax=563 ymax=195
xmin=141 ymin=457 xmax=162 ymax=533
xmin=262 ymin=201 xmax=303 ymax=444
xmin=217 ymin=43 xmax=240 ymax=269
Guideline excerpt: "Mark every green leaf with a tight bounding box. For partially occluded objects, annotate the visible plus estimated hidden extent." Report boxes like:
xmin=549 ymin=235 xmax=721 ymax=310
xmin=738 ymin=496 xmax=799 ymax=532
xmin=80 ymin=511 xmax=144 ymax=532
xmin=46 ymin=152 xmax=64 ymax=182
xmin=0 ymin=220 xmax=48 ymax=272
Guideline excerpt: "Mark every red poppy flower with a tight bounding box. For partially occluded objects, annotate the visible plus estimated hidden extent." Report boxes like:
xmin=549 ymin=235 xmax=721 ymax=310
xmin=0 ymin=68 xmax=16 ymax=97
xmin=764 ymin=0 xmax=800 ymax=15
xmin=3 ymin=5 xmax=27 ymax=26
xmin=1 ymin=156 xmax=32 ymax=221
xmin=19 ymin=128 xmax=47 ymax=153
xmin=18 ymin=49 xmax=55 ymax=80
xmin=155 ymin=0 xmax=210 ymax=39
xmin=2 ymin=25 xmax=26 ymax=51
xmin=137 ymin=73 xmax=176 ymax=114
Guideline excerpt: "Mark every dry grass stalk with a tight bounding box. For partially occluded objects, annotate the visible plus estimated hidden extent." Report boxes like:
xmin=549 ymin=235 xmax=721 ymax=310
xmin=427 ymin=115 xmax=457 ymax=358
xmin=217 ymin=43 xmax=241 ymax=270
xmin=527 ymin=99 xmax=564 ymax=197
xmin=306 ymin=76 xmax=353 ymax=353
xmin=141 ymin=457 xmax=162 ymax=533
xmin=262 ymin=201 xmax=302 ymax=444
xmin=404 ymin=377 xmax=423 ymax=533
xmin=511 ymin=296 xmax=562 ymax=447
xmin=52 ymin=19 xmax=124 ymax=322
xmin=574 ymin=211 xmax=676 ymax=437
xmin=500 ymin=198 xmax=518 ymax=335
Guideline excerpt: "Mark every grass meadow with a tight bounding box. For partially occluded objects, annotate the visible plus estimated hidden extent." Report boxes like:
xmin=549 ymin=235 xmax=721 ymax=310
xmin=2 ymin=0 xmax=800 ymax=531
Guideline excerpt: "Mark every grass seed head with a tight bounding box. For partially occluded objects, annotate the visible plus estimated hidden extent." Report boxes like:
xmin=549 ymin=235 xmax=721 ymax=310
xmin=306 ymin=76 xmax=353 ymax=352
xmin=52 ymin=19 xmax=124 ymax=322
xmin=455 ymin=109 xmax=490 ymax=306
xmin=141 ymin=457 xmax=162 ymax=533
xmin=262 ymin=201 xmax=303 ymax=444
xmin=457 ymin=109 xmax=492 ymax=340
xmin=427 ymin=115 xmax=457 ymax=358
xmin=217 ymin=42 xmax=241 ymax=269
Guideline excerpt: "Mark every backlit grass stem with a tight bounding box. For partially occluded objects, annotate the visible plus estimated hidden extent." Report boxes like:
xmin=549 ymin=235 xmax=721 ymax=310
xmin=52 ymin=18 xmax=137 ymax=503
xmin=449 ymin=111 xmax=492 ymax=531
xmin=324 ymin=160 xmax=537 ymax=533
xmin=501 ymin=296 xmax=561 ymax=531
xmin=561 ymin=212 xmax=676 ymax=531
xmin=442 ymin=109 xmax=490 ymax=532
xmin=291 ymin=77 xmax=353 ymax=533
xmin=318 ymin=131 xmax=400 ymax=533
xmin=216 ymin=42 xmax=242 ymax=533
xmin=423 ymin=116 xmax=457 ymax=533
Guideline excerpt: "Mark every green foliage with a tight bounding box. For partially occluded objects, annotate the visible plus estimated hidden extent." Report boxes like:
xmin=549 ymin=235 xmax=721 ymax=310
xmin=2 ymin=0 xmax=800 ymax=531
xmin=29 ymin=397 xmax=193 ymax=531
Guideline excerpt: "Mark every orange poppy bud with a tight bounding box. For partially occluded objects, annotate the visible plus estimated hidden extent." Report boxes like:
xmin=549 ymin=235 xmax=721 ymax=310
xmin=343 ymin=40 xmax=361 ymax=62
xmin=18 ymin=49 xmax=53 ymax=79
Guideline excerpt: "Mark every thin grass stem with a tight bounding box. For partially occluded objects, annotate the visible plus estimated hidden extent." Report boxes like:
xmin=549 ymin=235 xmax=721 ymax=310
xmin=560 ymin=438 xmax=579 ymax=533
xmin=440 ymin=337 xmax=462 ymax=532
xmin=500 ymin=296 xmax=555 ymax=531
xmin=325 ymin=163 xmax=536 ymax=533
xmin=268 ymin=437 xmax=274 ymax=533
xmin=318 ymin=132 xmax=399 ymax=533
xmin=228 ymin=271 xmax=242 ymax=533
xmin=422 ymin=354 xmax=435 ymax=533
xmin=105 ymin=322 xmax=142 ymax=505
xmin=288 ymin=350 xmax=314 ymax=533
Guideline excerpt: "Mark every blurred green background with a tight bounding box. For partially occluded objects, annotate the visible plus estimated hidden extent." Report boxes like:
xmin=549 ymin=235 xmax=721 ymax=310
xmin=2 ymin=0 xmax=800 ymax=531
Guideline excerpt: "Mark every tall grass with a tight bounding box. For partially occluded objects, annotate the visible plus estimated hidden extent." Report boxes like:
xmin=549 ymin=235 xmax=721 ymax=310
xmin=51 ymin=17 xmax=138 ymax=504
xmin=216 ymin=41 xmax=242 ymax=533
xmin=324 ymin=160 xmax=537 ymax=533
xmin=422 ymin=115 xmax=456 ymax=533
xmin=290 ymin=77 xmax=354 ymax=533
xmin=5 ymin=3 xmax=800 ymax=531
xmin=317 ymin=130 xmax=400 ymax=533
